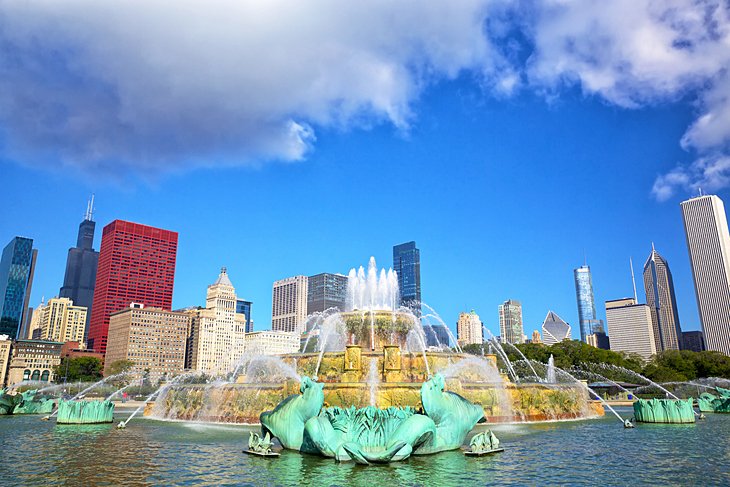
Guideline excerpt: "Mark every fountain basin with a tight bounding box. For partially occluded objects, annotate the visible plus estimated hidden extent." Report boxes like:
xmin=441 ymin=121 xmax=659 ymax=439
xmin=148 ymin=350 xmax=600 ymax=423
xmin=633 ymin=398 xmax=696 ymax=424
xmin=56 ymin=400 xmax=115 ymax=424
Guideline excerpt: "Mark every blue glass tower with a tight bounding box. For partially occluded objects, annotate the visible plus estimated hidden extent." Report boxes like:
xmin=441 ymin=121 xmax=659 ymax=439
xmin=393 ymin=241 xmax=421 ymax=312
xmin=573 ymin=264 xmax=606 ymax=347
xmin=0 ymin=237 xmax=37 ymax=338
xmin=236 ymin=299 xmax=253 ymax=333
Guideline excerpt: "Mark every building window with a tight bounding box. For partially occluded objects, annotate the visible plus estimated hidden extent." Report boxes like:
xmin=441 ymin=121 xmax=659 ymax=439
xmin=23 ymin=369 xmax=31 ymax=381
xmin=41 ymin=370 xmax=50 ymax=382
xmin=31 ymin=370 xmax=40 ymax=381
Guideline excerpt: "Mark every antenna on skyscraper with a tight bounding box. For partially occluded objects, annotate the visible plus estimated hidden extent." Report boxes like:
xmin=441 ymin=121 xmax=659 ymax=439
xmin=85 ymin=194 xmax=95 ymax=221
xmin=630 ymin=257 xmax=638 ymax=302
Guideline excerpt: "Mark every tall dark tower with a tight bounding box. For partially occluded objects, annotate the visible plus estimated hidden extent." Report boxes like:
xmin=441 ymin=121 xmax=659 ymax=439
xmin=59 ymin=196 xmax=100 ymax=342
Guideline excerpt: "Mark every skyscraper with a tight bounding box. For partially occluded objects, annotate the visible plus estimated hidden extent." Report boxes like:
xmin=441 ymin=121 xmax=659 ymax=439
xmin=643 ymin=245 xmax=682 ymax=352
xmin=541 ymin=310 xmax=571 ymax=345
xmin=681 ymin=331 xmax=705 ymax=353
xmin=424 ymin=324 xmax=451 ymax=348
xmin=681 ymin=194 xmax=730 ymax=356
xmin=236 ymin=299 xmax=253 ymax=333
xmin=573 ymin=265 xmax=607 ymax=347
xmin=498 ymin=300 xmax=524 ymax=344
xmin=36 ymin=297 xmax=87 ymax=343
xmin=457 ymin=310 xmax=482 ymax=347
xmin=272 ymin=275 xmax=308 ymax=334
xmin=59 ymin=198 xmax=99 ymax=339
xmin=0 ymin=237 xmax=37 ymax=339
xmin=307 ymin=273 xmax=348 ymax=315
xmin=393 ymin=241 xmax=421 ymax=312
xmin=87 ymin=220 xmax=178 ymax=355
xmin=605 ymin=298 xmax=656 ymax=361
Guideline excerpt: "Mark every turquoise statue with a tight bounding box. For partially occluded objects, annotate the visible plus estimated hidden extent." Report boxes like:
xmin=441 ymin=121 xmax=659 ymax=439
xmin=259 ymin=374 xmax=486 ymax=464
xmin=466 ymin=430 xmax=503 ymax=455
xmin=697 ymin=387 xmax=730 ymax=413
xmin=56 ymin=400 xmax=115 ymax=424
xmin=248 ymin=432 xmax=274 ymax=454
xmin=260 ymin=376 xmax=324 ymax=450
xmin=633 ymin=398 xmax=696 ymax=424
xmin=0 ymin=389 xmax=55 ymax=415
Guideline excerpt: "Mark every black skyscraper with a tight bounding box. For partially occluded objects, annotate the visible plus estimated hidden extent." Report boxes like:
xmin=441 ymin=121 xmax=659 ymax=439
xmin=59 ymin=198 xmax=99 ymax=339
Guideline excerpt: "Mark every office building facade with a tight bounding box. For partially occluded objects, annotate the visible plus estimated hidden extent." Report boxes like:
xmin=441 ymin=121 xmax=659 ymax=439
xmin=36 ymin=297 xmax=87 ymax=343
xmin=605 ymin=298 xmax=656 ymax=361
xmin=185 ymin=268 xmax=247 ymax=374
xmin=499 ymin=300 xmax=524 ymax=344
xmin=0 ymin=335 xmax=11 ymax=387
xmin=105 ymin=304 xmax=190 ymax=381
xmin=457 ymin=310 xmax=482 ymax=347
xmin=541 ymin=310 xmax=571 ymax=345
xmin=307 ymin=273 xmax=348 ymax=315
xmin=272 ymin=275 xmax=308 ymax=334
xmin=643 ymin=246 xmax=682 ymax=352
xmin=88 ymin=220 xmax=178 ymax=355
xmin=681 ymin=331 xmax=705 ymax=353
xmin=393 ymin=241 xmax=421 ymax=311
xmin=244 ymin=331 xmax=300 ymax=356
xmin=0 ymin=237 xmax=37 ymax=339
xmin=59 ymin=200 xmax=99 ymax=339
xmin=574 ymin=265 xmax=607 ymax=347
xmin=424 ymin=324 xmax=451 ymax=348
xmin=6 ymin=339 xmax=63 ymax=385
xmin=681 ymin=194 xmax=730 ymax=356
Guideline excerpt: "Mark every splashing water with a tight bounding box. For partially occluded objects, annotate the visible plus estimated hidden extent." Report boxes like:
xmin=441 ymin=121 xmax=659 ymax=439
xmin=368 ymin=357 xmax=380 ymax=407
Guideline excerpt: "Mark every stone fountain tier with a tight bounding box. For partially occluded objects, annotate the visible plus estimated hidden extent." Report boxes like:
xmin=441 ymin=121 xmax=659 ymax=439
xmin=339 ymin=311 xmax=418 ymax=350
xmin=148 ymin=348 xmax=602 ymax=423
xmin=632 ymin=398 xmax=696 ymax=424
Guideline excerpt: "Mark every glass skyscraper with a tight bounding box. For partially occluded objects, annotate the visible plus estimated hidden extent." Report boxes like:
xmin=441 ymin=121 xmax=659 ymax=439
xmin=0 ymin=236 xmax=37 ymax=338
xmin=643 ymin=245 xmax=682 ymax=352
xmin=306 ymin=273 xmax=348 ymax=315
xmin=573 ymin=265 xmax=606 ymax=346
xmin=236 ymin=299 xmax=253 ymax=333
xmin=393 ymin=241 xmax=421 ymax=312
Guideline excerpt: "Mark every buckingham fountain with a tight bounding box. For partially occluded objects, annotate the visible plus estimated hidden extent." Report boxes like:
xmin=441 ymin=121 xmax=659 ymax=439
xmin=147 ymin=258 xmax=603 ymax=434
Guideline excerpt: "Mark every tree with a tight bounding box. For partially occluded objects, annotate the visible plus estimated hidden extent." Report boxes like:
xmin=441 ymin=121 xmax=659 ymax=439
xmin=106 ymin=359 xmax=135 ymax=376
xmin=53 ymin=356 xmax=104 ymax=383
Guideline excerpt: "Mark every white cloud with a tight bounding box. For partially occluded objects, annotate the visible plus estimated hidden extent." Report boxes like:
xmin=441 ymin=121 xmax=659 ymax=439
xmin=0 ymin=0 xmax=494 ymax=176
xmin=2 ymin=0 xmax=730 ymax=197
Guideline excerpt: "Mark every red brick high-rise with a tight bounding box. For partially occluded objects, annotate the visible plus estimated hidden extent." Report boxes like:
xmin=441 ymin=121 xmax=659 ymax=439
xmin=87 ymin=220 xmax=178 ymax=355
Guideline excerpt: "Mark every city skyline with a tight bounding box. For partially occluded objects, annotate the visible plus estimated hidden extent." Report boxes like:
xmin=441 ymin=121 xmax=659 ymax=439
xmin=0 ymin=195 xmax=717 ymax=343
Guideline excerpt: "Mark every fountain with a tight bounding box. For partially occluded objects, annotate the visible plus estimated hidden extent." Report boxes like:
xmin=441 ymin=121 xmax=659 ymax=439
xmin=633 ymin=398 xmax=696 ymax=423
xmin=0 ymin=389 xmax=56 ymax=415
xmin=546 ymin=355 xmax=556 ymax=384
xmin=259 ymin=374 xmax=487 ymax=464
xmin=697 ymin=387 xmax=730 ymax=413
xmin=147 ymin=258 xmax=600 ymax=426
xmin=56 ymin=400 xmax=115 ymax=424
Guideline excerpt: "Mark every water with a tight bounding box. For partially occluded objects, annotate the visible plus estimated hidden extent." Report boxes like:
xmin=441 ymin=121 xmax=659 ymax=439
xmin=2 ymin=412 xmax=728 ymax=485
xmin=367 ymin=357 xmax=380 ymax=407
xmin=546 ymin=355 xmax=555 ymax=384
xmin=346 ymin=257 xmax=399 ymax=311
xmin=500 ymin=341 xmax=540 ymax=381
xmin=550 ymin=365 xmax=628 ymax=424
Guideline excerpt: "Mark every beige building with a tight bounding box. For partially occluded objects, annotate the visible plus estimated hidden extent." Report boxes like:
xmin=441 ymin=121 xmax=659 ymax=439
xmin=6 ymin=340 xmax=63 ymax=386
xmin=105 ymin=304 xmax=190 ymax=381
xmin=186 ymin=268 xmax=247 ymax=374
xmin=681 ymin=194 xmax=730 ymax=356
xmin=605 ymin=298 xmax=657 ymax=361
xmin=531 ymin=330 xmax=541 ymax=344
xmin=499 ymin=299 xmax=524 ymax=344
xmin=272 ymin=275 xmax=308 ymax=334
xmin=32 ymin=297 xmax=87 ymax=344
xmin=245 ymin=331 xmax=300 ymax=355
xmin=0 ymin=335 xmax=11 ymax=387
xmin=457 ymin=310 xmax=483 ymax=347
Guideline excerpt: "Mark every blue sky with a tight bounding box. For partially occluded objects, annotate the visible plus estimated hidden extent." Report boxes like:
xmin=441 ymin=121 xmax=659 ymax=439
xmin=2 ymin=1 xmax=730 ymax=339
